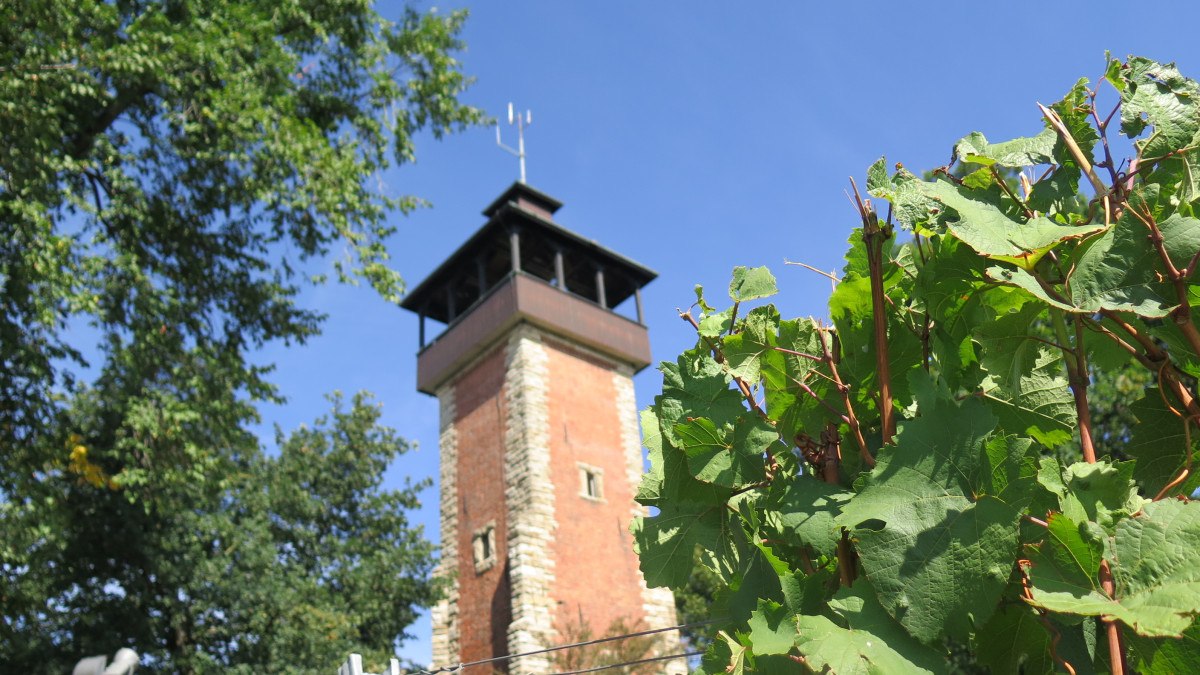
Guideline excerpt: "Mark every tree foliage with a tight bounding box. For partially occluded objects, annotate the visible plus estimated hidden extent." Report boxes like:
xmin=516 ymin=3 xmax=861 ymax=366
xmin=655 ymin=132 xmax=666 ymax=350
xmin=635 ymin=55 xmax=1200 ymax=674
xmin=1 ymin=0 xmax=480 ymax=670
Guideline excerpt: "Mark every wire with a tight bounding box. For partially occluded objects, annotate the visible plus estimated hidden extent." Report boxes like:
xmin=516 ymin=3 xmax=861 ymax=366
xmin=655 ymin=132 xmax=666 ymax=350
xmin=548 ymin=650 xmax=704 ymax=675
xmin=416 ymin=620 xmax=717 ymax=675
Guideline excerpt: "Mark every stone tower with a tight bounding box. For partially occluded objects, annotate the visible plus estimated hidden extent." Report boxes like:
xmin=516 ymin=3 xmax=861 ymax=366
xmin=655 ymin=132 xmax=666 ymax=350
xmin=400 ymin=183 xmax=678 ymax=674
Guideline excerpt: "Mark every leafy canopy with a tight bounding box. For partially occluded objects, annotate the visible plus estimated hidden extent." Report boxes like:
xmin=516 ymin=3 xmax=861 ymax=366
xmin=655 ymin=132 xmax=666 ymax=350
xmin=0 ymin=0 xmax=480 ymax=671
xmin=635 ymin=55 xmax=1200 ymax=674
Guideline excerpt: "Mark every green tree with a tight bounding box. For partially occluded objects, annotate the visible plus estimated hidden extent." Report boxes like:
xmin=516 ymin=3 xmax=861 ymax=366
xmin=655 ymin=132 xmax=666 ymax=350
xmin=634 ymin=55 xmax=1200 ymax=674
xmin=1 ymin=0 xmax=480 ymax=670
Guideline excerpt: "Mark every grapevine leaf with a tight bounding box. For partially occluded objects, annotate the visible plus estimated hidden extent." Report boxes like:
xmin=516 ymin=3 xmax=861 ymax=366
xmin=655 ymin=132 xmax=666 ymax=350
xmin=632 ymin=500 xmax=733 ymax=589
xmin=719 ymin=632 xmax=748 ymax=675
xmin=1127 ymin=392 xmax=1200 ymax=497
xmin=974 ymin=302 xmax=1046 ymax=384
xmin=920 ymin=179 xmax=1105 ymax=265
xmin=729 ymin=265 xmax=778 ymax=302
xmin=1047 ymin=77 xmax=1100 ymax=171
xmin=1027 ymin=514 xmax=1104 ymax=595
xmin=953 ymin=129 xmax=1057 ymax=168
xmin=1119 ymin=57 xmax=1200 ymax=158
xmin=638 ymin=408 xmax=730 ymax=506
xmin=722 ymin=305 xmax=781 ymax=382
xmin=1027 ymin=499 xmax=1200 ymax=637
xmin=1129 ymin=620 xmax=1200 ymax=674
xmin=980 ymin=344 xmax=1076 ymax=448
xmin=748 ymin=600 xmax=796 ymax=656
xmin=1069 ymin=211 xmax=1174 ymax=317
xmin=675 ymin=416 xmax=768 ymax=488
xmin=867 ymin=160 xmax=946 ymax=232
xmin=981 ymin=434 xmax=1039 ymax=507
xmin=824 ymin=583 xmax=948 ymax=673
xmin=985 ymin=265 xmax=1079 ymax=311
xmin=837 ymin=395 xmax=1020 ymax=644
xmin=1058 ymin=461 xmax=1144 ymax=531
xmin=769 ymin=475 xmax=851 ymax=555
xmin=792 ymin=615 xmax=930 ymax=674
xmin=698 ymin=307 xmax=734 ymax=337
xmin=657 ymin=350 xmax=748 ymax=449
xmin=974 ymin=603 xmax=1055 ymax=675
xmin=726 ymin=542 xmax=786 ymax=623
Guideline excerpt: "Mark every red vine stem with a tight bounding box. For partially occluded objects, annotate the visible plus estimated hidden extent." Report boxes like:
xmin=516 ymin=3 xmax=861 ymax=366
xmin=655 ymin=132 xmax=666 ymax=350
xmin=817 ymin=327 xmax=874 ymax=468
xmin=849 ymin=177 xmax=896 ymax=444
xmin=1099 ymin=560 xmax=1127 ymax=675
xmin=1019 ymin=564 xmax=1078 ymax=675
xmin=821 ymin=424 xmax=857 ymax=587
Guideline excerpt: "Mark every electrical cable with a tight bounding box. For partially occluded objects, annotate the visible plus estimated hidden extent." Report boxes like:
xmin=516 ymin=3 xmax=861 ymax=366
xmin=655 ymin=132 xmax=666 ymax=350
xmin=547 ymin=650 xmax=704 ymax=675
xmin=416 ymin=619 xmax=717 ymax=674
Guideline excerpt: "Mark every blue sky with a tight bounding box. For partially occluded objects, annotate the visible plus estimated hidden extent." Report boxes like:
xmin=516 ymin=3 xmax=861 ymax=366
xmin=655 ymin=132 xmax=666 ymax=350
xmin=247 ymin=2 xmax=1200 ymax=665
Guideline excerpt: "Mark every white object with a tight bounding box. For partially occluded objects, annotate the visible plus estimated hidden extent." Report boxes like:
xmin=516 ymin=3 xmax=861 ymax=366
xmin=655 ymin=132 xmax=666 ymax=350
xmin=338 ymin=653 xmax=402 ymax=675
xmin=495 ymin=101 xmax=533 ymax=183
xmin=73 ymin=648 xmax=139 ymax=675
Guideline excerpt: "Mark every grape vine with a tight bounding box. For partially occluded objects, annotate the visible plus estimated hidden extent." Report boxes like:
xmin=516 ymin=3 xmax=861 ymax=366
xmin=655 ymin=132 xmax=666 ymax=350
xmin=633 ymin=55 xmax=1200 ymax=674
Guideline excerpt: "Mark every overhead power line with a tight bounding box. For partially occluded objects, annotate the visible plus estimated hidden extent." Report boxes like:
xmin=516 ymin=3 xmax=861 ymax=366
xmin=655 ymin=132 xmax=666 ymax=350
xmin=548 ymin=650 xmax=705 ymax=675
xmin=416 ymin=620 xmax=717 ymax=675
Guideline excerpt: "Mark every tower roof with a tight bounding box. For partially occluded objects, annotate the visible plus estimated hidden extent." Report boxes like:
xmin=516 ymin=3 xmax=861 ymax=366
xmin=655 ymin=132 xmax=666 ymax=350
xmin=400 ymin=182 xmax=656 ymax=324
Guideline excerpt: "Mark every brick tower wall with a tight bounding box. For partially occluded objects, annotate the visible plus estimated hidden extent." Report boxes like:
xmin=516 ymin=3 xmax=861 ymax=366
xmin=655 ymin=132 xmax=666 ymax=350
xmin=431 ymin=324 xmax=678 ymax=674
xmin=454 ymin=345 xmax=513 ymax=665
xmin=544 ymin=338 xmax=651 ymax=632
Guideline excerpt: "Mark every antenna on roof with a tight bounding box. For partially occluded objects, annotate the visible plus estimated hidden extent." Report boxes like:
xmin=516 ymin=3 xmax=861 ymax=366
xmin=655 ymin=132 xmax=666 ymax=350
xmin=496 ymin=102 xmax=531 ymax=184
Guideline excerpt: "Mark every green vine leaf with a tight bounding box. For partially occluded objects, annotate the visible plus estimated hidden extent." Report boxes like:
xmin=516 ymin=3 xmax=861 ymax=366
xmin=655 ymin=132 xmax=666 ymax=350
xmin=632 ymin=500 xmax=735 ymax=589
xmin=768 ymin=476 xmax=852 ymax=556
xmin=1026 ymin=499 xmax=1200 ymax=637
xmin=729 ymin=265 xmax=778 ymax=302
xmin=792 ymin=583 xmax=947 ymax=674
xmin=919 ymin=179 xmax=1105 ymax=268
xmin=1128 ymin=620 xmax=1200 ymax=674
xmin=953 ymin=129 xmax=1057 ymax=168
xmin=837 ymin=394 xmax=1020 ymax=644
xmin=1127 ymin=392 xmax=1200 ymax=497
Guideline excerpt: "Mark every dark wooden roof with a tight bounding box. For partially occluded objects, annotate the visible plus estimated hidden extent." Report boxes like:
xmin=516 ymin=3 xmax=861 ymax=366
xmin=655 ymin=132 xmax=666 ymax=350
xmin=400 ymin=182 xmax=657 ymax=324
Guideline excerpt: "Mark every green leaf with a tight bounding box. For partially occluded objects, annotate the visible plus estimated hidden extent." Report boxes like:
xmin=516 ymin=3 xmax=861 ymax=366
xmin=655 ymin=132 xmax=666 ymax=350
xmin=729 ymin=265 xmax=778 ymax=302
xmin=769 ymin=475 xmax=851 ymax=556
xmin=632 ymin=500 xmax=733 ymax=589
xmin=722 ymin=305 xmax=781 ymax=382
xmin=748 ymin=600 xmax=796 ymax=656
xmin=1047 ymin=77 xmax=1100 ymax=172
xmin=793 ymin=584 xmax=947 ymax=674
xmin=698 ymin=307 xmax=734 ymax=338
xmin=985 ymin=265 xmax=1079 ymax=312
xmin=920 ymin=179 xmax=1105 ymax=266
xmin=1069 ymin=212 xmax=1174 ymax=317
xmin=1119 ymin=57 xmax=1200 ymax=158
xmin=837 ymin=396 xmax=1019 ymax=644
xmin=1129 ymin=620 xmax=1200 ymax=674
xmin=657 ymin=350 xmax=748 ymax=449
xmin=637 ymin=408 xmax=730 ymax=506
xmin=1027 ymin=499 xmax=1200 ymax=637
xmin=981 ymin=434 xmax=1039 ymax=507
xmin=953 ymin=129 xmax=1057 ymax=168
xmin=867 ymin=161 xmax=945 ymax=232
xmin=1127 ymin=392 xmax=1200 ymax=497
xmin=1027 ymin=514 xmax=1104 ymax=598
xmin=676 ymin=417 xmax=761 ymax=488
xmin=1057 ymin=461 xmax=1144 ymax=531
xmin=980 ymin=344 xmax=1077 ymax=448
xmin=974 ymin=602 xmax=1055 ymax=675
xmin=824 ymin=582 xmax=948 ymax=673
